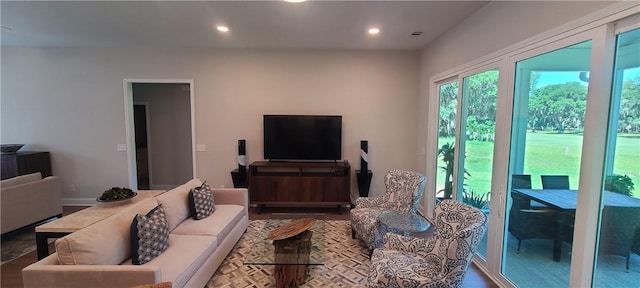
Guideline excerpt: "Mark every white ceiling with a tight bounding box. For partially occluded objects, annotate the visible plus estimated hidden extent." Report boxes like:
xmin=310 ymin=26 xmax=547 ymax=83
xmin=0 ymin=1 xmax=488 ymax=50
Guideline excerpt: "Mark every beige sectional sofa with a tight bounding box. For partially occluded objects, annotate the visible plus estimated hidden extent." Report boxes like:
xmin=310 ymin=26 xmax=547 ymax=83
xmin=22 ymin=178 xmax=249 ymax=288
xmin=1 ymin=172 xmax=62 ymax=234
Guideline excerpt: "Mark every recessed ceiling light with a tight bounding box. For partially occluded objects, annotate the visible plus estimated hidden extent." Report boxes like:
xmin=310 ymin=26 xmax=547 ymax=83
xmin=217 ymin=26 xmax=229 ymax=32
xmin=368 ymin=28 xmax=380 ymax=35
xmin=284 ymin=0 xmax=306 ymax=3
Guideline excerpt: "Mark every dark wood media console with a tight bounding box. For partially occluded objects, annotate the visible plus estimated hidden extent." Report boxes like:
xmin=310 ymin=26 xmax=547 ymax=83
xmin=248 ymin=161 xmax=351 ymax=213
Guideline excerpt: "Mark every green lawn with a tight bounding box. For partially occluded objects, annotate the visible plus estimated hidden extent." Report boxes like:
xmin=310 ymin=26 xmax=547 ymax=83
xmin=437 ymin=132 xmax=640 ymax=198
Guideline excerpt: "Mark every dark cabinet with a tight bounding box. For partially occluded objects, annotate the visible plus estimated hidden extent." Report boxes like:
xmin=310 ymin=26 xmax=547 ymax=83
xmin=248 ymin=161 xmax=350 ymax=211
xmin=1 ymin=152 xmax=52 ymax=180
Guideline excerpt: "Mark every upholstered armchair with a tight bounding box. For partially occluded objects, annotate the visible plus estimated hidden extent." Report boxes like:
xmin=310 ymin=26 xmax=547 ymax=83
xmin=350 ymin=169 xmax=426 ymax=250
xmin=368 ymin=200 xmax=487 ymax=288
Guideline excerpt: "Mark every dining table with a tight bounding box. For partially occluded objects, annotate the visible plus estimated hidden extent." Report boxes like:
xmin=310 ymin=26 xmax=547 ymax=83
xmin=512 ymin=188 xmax=640 ymax=262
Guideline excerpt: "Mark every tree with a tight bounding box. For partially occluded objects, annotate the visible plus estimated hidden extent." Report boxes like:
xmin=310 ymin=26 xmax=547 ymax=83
xmin=465 ymin=70 xmax=498 ymax=141
xmin=528 ymin=82 xmax=587 ymax=132
xmin=438 ymin=82 xmax=458 ymax=137
xmin=619 ymin=77 xmax=640 ymax=133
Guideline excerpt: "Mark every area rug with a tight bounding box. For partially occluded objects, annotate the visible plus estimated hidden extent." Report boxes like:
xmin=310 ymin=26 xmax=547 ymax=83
xmin=1 ymin=217 xmax=59 ymax=265
xmin=207 ymin=220 xmax=371 ymax=287
xmin=1 ymin=230 xmax=42 ymax=265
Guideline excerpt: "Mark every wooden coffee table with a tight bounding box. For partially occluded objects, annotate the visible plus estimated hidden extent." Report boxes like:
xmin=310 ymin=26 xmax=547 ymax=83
xmin=35 ymin=190 xmax=165 ymax=260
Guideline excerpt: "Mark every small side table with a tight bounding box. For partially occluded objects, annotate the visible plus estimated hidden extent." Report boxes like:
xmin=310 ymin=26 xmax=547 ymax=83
xmin=375 ymin=210 xmax=430 ymax=248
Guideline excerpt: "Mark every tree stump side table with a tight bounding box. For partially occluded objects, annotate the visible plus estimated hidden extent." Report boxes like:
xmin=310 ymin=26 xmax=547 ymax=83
xmin=273 ymin=230 xmax=312 ymax=288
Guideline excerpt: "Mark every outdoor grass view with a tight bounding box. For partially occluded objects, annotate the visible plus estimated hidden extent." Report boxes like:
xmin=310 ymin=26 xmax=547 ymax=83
xmin=437 ymin=132 xmax=640 ymax=197
xmin=437 ymin=69 xmax=640 ymax=205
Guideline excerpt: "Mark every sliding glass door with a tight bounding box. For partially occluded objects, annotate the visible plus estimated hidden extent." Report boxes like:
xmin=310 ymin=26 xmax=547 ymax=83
xmin=503 ymin=40 xmax=592 ymax=287
xmin=458 ymin=69 xmax=498 ymax=258
xmin=426 ymin=7 xmax=639 ymax=287
xmin=593 ymin=26 xmax=640 ymax=287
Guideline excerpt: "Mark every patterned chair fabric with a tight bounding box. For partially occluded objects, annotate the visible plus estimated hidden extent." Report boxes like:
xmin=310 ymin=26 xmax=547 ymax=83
xmin=350 ymin=170 xmax=426 ymax=250
xmin=368 ymin=199 xmax=488 ymax=288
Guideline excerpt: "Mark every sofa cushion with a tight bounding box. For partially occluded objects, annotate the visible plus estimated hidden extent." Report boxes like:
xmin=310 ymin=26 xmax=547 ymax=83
xmin=1 ymin=172 xmax=42 ymax=188
xmin=155 ymin=179 xmax=202 ymax=231
xmin=188 ymin=182 xmax=215 ymax=220
xmin=171 ymin=204 xmax=245 ymax=243
xmin=121 ymin=234 xmax=218 ymax=288
xmin=56 ymin=198 xmax=159 ymax=265
xmin=131 ymin=205 xmax=170 ymax=265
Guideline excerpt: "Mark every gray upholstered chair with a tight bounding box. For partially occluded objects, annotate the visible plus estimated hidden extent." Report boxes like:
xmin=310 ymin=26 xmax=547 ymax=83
xmin=368 ymin=199 xmax=487 ymax=288
xmin=350 ymin=170 xmax=426 ymax=250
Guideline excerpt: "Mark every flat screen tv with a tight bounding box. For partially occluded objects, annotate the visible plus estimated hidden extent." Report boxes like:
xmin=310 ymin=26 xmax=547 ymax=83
xmin=263 ymin=115 xmax=342 ymax=161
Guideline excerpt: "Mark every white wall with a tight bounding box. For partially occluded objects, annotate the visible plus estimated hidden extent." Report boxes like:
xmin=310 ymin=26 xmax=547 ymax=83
xmin=1 ymin=48 xmax=419 ymax=204
xmin=417 ymin=1 xmax=617 ymax=175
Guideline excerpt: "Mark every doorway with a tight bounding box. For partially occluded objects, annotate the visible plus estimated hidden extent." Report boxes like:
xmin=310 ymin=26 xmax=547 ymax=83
xmin=134 ymin=103 xmax=150 ymax=189
xmin=124 ymin=80 xmax=196 ymax=190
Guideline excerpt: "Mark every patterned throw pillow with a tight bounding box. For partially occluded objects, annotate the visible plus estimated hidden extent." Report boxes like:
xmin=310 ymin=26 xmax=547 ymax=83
xmin=189 ymin=181 xmax=215 ymax=220
xmin=130 ymin=205 xmax=170 ymax=265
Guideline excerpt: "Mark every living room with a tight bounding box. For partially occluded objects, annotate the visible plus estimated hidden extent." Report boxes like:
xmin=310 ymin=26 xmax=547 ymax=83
xmin=2 ymin=1 xmax=638 ymax=287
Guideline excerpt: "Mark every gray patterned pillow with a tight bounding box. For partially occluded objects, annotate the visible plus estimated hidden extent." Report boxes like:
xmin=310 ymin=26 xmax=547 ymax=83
xmin=189 ymin=181 xmax=215 ymax=220
xmin=130 ymin=205 xmax=170 ymax=265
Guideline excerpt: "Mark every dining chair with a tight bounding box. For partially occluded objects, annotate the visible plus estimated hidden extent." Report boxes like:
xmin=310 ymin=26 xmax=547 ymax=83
xmin=598 ymin=207 xmax=640 ymax=271
xmin=631 ymin=227 xmax=640 ymax=271
xmin=512 ymin=174 xmax=532 ymax=189
xmin=508 ymin=192 xmax=557 ymax=252
xmin=541 ymin=175 xmax=570 ymax=189
xmin=512 ymin=174 xmax=548 ymax=209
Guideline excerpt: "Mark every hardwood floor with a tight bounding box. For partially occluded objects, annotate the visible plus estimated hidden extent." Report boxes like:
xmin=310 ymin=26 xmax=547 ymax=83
xmin=0 ymin=205 xmax=499 ymax=288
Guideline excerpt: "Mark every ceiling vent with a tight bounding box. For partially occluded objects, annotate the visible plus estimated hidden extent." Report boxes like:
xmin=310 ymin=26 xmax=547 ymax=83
xmin=410 ymin=31 xmax=423 ymax=37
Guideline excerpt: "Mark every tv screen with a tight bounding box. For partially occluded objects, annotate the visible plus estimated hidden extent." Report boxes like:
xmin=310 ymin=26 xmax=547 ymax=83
xmin=264 ymin=115 xmax=342 ymax=161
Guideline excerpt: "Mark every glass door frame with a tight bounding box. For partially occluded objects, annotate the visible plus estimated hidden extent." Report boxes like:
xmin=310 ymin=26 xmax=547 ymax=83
xmin=494 ymin=18 xmax=640 ymax=286
xmin=498 ymin=28 xmax=605 ymax=287
xmin=456 ymin=65 xmax=501 ymax=203
xmin=424 ymin=77 xmax=460 ymax=218
xmin=457 ymin=62 xmax=505 ymax=272
xmin=502 ymin=31 xmax=600 ymax=287
xmin=592 ymin=13 xmax=640 ymax=287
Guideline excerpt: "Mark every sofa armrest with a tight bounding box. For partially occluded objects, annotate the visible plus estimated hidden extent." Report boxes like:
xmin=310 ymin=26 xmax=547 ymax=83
xmin=1 ymin=176 xmax=62 ymax=234
xmin=22 ymin=254 xmax=161 ymax=288
xmin=211 ymin=188 xmax=248 ymax=207
xmin=211 ymin=188 xmax=248 ymax=219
